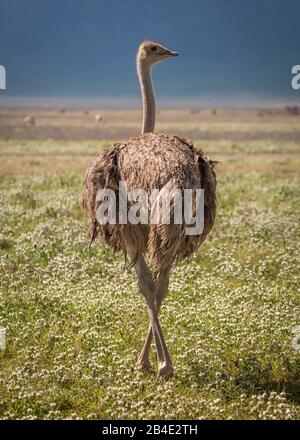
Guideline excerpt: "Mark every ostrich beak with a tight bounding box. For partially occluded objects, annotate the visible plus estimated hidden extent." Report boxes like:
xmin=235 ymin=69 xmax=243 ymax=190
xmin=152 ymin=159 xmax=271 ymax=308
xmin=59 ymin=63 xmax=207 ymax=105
xmin=162 ymin=47 xmax=178 ymax=57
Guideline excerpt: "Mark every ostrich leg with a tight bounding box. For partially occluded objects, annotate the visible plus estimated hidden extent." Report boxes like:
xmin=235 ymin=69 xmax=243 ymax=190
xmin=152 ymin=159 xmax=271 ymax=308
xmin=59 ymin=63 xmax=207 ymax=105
xmin=132 ymin=254 xmax=173 ymax=378
xmin=137 ymin=268 xmax=171 ymax=371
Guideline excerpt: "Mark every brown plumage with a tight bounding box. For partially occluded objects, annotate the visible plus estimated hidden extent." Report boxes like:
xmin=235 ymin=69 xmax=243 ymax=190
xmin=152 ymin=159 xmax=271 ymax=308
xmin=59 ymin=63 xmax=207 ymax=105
xmin=82 ymin=41 xmax=217 ymax=379
xmin=83 ymin=133 xmax=217 ymax=269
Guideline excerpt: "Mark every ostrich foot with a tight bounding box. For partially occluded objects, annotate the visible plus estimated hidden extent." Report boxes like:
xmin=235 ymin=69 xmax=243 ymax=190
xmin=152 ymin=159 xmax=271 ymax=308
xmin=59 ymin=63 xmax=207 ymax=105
xmin=157 ymin=363 xmax=174 ymax=380
xmin=136 ymin=356 xmax=151 ymax=372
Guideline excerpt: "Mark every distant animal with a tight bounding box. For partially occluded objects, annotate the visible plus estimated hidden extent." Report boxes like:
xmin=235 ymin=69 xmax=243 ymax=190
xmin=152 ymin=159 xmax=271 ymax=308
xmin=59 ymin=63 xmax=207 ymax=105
xmin=94 ymin=114 xmax=103 ymax=123
xmin=82 ymin=41 xmax=217 ymax=379
xmin=286 ymin=106 xmax=300 ymax=116
xmin=23 ymin=115 xmax=35 ymax=126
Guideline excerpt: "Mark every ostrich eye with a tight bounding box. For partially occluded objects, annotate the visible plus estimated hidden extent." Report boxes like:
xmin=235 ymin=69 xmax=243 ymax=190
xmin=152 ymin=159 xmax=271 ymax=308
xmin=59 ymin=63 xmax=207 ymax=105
xmin=151 ymin=46 xmax=157 ymax=51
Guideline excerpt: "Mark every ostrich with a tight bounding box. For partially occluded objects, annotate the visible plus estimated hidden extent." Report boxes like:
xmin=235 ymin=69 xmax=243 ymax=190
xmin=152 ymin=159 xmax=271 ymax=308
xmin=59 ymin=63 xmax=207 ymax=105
xmin=94 ymin=114 xmax=103 ymax=123
xmin=23 ymin=115 xmax=35 ymax=126
xmin=82 ymin=41 xmax=217 ymax=378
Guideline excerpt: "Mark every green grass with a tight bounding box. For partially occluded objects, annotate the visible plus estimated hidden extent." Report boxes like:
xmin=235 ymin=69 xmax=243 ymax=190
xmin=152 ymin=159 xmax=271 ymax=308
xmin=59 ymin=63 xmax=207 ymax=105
xmin=1 ymin=138 xmax=300 ymax=156
xmin=1 ymin=168 xmax=300 ymax=419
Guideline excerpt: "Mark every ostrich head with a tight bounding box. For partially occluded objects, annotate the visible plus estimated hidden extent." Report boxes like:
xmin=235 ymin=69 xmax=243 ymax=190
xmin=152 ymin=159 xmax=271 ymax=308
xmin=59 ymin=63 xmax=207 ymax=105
xmin=137 ymin=41 xmax=178 ymax=66
xmin=136 ymin=40 xmax=178 ymax=134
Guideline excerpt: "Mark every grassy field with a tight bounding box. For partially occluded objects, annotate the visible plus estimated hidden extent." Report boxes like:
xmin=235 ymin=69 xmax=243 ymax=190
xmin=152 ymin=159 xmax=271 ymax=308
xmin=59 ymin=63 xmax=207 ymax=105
xmin=0 ymin=108 xmax=300 ymax=419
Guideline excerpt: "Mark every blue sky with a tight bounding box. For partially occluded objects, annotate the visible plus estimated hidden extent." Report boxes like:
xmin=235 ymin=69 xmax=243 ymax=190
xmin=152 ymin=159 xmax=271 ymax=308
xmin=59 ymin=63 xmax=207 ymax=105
xmin=0 ymin=0 xmax=300 ymax=106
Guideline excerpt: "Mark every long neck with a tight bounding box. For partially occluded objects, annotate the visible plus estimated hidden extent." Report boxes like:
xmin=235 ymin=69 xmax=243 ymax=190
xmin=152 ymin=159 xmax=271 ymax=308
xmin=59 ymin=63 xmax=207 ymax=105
xmin=137 ymin=58 xmax=156 ymax=134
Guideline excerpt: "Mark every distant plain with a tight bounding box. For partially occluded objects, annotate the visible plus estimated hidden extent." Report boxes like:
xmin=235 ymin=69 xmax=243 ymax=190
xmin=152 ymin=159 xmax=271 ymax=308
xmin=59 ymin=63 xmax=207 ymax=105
xmin=0 ymin=107 xmax=299 ymax=419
